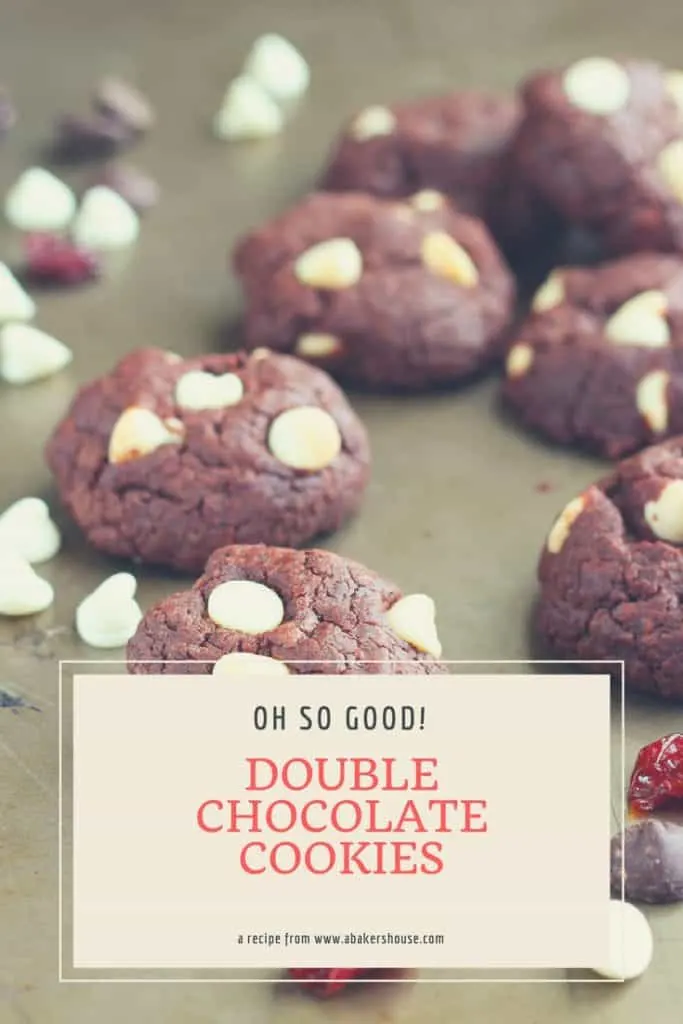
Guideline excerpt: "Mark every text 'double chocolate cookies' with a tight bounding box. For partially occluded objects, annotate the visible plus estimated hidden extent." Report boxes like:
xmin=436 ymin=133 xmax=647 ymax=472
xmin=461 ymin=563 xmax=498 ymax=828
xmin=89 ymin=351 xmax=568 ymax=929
xmin=502 ymin=254 xmax=683 ymax=458
xmin=513 ymin=57 xmax=683 ymax=255
xmin=127 ymin=544 xmax=447 ymax=674
xmin=232 ymin=190 xmax=516 ymax=391
xmin=45 ymin=348 xmax=370 ymax=572
xmin=536 ymin=438 xmax=683 ymax=699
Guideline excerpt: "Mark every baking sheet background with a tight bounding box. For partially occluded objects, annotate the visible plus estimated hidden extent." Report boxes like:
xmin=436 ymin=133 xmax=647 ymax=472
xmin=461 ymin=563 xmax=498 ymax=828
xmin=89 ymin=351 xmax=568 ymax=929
xmin=1 ymin=0 xmax=682 ymax=1020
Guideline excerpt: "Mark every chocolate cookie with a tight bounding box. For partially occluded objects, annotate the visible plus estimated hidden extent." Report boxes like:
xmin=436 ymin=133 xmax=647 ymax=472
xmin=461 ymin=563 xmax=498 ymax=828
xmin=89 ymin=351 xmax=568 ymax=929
xmin=127 ymin=544 xmax=446 ymax=674
xmin=45 ymin=348 xmax=370 ymax=572
xmin=502 ymin=253 xmax=683 ymax=458
xmin=536 ymin=438 xmax=683 ymax=699
xmin=232 ymin=190 xmax=516 ymax=391
xmin=319 ymin=91 xmax=560 ymax=261
xmin=513 ymin=57 xmax=683 ymax=255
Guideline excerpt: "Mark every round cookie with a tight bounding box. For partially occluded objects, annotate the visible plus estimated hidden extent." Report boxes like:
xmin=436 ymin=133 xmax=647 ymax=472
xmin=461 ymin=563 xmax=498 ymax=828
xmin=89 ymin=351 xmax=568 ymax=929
xmin=127 ymin=544 xmax=446 ymax=674
xmin=45 ymin=348 xmax=370 ymax=572
xmin=536 ymin=438 xmax=683 ymax=699
xmin=513 ymin=56 xmax=683 ymax=255
xmin=232 ymin=190 xmax=516 ymax=391
xmin=502 ymin=253 xmax=683 ymax=458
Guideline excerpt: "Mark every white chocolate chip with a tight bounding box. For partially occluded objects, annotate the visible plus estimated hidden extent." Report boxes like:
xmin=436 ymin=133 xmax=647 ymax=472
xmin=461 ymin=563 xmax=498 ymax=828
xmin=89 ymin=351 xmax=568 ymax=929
xmin=636 ymin=369 xmax=670 ymax=433
xmin=294 ymin=333 xmax=342 ymax=359
xmin=268 ymin=406 xmax=342 ymax=470
xmin=108 ymin=406 xmax=184 ymax=464
xmin=665 ymin=71 xmax=683 ymax=115
xmin=207 ymin=580 xmax=284 ymax=634
xmin=386 ymin=594 xmax=442 ymax=658
xmin=72 ymin=186 xmax=140 ymax=250
xmin=0 ymin=323 xmax=72 ymax=384
xmin=562 ymin=57 xmax=631 ymax=115
xmin=0 ymin=552 xmax=54 ymax=616
xmin=644 ymin=479 xmax=683 ymax=543
xmin=658 ymin=139 xmax=683 ymax=202
xmin=242 ymin=34 xmax=310 ymax=102
xmin=592 ymin=900 xmax=653 ymax=981
xmin=213 ymin=652 xmax=290 ymax=675
xmin=547 ymin=495 xmax=586 ymax=554
xmin=0 ymin=497 xmax=60 ymax=563
xmin=175 ymin=370 xmax=244 ymax=411
xmin=506 ymin=343 xmax=535 ymax=379
xmin=421 ymin=231 xmax=479 ymax=288
xmin=0 ymin=262 xmax=36 ymax=322
xmin=605 ymin=290 xmax=670 ymax=348
xmin=75 ymin=572 xmax=143 ymax=648
xmin=251 ymin=347 xmax=271 ymax=360
xmin=213 ymin=76 xmax=284 ymax=140
xmin=532 ymin=272 xmax=565 ymax=312
xmin=294 ymin=237 xmax=363 ymax=289
xmin=410 ymin=190 xmax=445 ymax=212
xmin=4 ymin=167 xmax=76 ymax=232
xmin=350 ymin=105 xmax=396 ymax=141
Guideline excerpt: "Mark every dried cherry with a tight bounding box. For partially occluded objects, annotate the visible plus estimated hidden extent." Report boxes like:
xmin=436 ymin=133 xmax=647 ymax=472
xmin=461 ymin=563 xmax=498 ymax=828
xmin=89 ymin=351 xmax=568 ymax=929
xmin=287 ymin=967 xmax=367 ymax=997
xmin=628 ymin=733 xmax=683 ymax=813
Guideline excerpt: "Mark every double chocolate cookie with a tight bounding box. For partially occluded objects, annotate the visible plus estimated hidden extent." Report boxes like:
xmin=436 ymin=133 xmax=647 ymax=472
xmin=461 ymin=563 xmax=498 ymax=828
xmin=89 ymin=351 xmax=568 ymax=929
xmin=233 ymin=190 xmax=515 ymax=391
xmin=536 ymin=438 xmax=683 ymax=699
xmin=502 ymin=253 xmax=683 ymax=458
xmin=45 ymin=348 xmax=370 ymax=572
xmin=127 ymin=544 xmax=446 ymax=674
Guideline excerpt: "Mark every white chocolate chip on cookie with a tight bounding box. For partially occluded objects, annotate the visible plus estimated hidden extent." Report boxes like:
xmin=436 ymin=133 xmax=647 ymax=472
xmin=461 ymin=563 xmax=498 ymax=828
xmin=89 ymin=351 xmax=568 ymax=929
xmin=0 ymin=497 xmax=60 ymax=564
xmin=0 ymin=552 xmax=54 ymax=616
xmin=421 ymin=231 xmax=479 ymax=288
xmin=547 ymin=496 xmax=587 ymax=554
xmin=294 ymin=238 xmax=363 ymax=289
xmin=636 ymin=370 xmax=670 ymax=433
xmin=294 ymin=333 xmax=343 ymax=359
xmin=644 ymin=479 xmax=683 ymax=543
xmin=562 ymin=57 xmax=631 ymax=115
xmin=506 ymin=343 xmax=535 ymax=379
xmin=268 ymin=406 xmax=342 ymax=470
xmin=108 ymin=406 xmax=184 ymax=464
xmin=410 ymin=190 xmax=445 ymax=212
xmin=350 ymin=105 xmax=396 ymax=141
xmin=208 ymin=580 xmax=285 ymax=633
xmin=532 ymin=272 xmax=565 ymax=312
xmin=658 ymin=139 xmax=683 ymax=202
xmin=76 ymin=572 xmax=143 ymax=648
xmin=175 ymin=370 xmax=244 ymax=410
xmin=665 ymin=71 xmax=683 ymax=115
xmin=213 ymin=652 xmax=290 ymax=675
xmin=386 ymin=594 xmax=442 ymax=658
xmin=605 ymin=290 xmax=670 ymax=348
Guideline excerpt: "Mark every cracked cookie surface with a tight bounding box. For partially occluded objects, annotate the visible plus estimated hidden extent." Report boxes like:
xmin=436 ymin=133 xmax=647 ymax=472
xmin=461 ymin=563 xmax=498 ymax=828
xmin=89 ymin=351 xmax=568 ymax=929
xmin=45 ymin=348 xmax=370 ymax=572
xmin=127 ymin=544 xmax=447 ymax=674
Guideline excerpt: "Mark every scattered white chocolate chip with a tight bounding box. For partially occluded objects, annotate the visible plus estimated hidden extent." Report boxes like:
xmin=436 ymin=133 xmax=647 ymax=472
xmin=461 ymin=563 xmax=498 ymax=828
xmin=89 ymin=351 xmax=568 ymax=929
xmin=268 ymin=406 xmax=342 ymax=470
xmin=547 ymin=495 xmax=586 ymax=554
xmin=592 ymin=900 xmax=653 ymax=981
xmin=0 ymin=262 xmax=36 ymax=322
xmin=72 ymin=186 xmax=140 ymax=250
xmin=0 ymin=552 xmax=54 ymax=616
xmin=175 ymin=370 xmax=244 ymax=411
xmin=75 ymin=573 xmax=143 ymax=648
xmin=213 ymin=76 xmax=284 ymax=140
xmin=532 ymin=272 xmax=565 ymax=312
xmin=562 ymin=57 xmax=631 ymax=115
xmin=665 ymin=71 xmax=683 ymax=115
xmin=605 ymin=290 xmax=670 ymax=347
xmin=636 ymin=369 xmax=670 ymax=433
xmin=421 ymin=231 xmax=479 ymax=288
xmin=644 ymin=479 xmax=683 ymax=543
xmin=386 ymin=594 xmax=442 ymax=658
xmin=658 ymin=139 xmax=683 ymax=203
xmin=4 ymin=167 xmax=76 ymax=232
xmin=411 ymin=189 xmax=444 ymax=212
xmin=506 ymin=343 xmax=535 ymax=379
xmin=350 ymin=105 xmax=396 ymax=141
xmin=0 ymin=497 xmax=60 ymax=563
xmin=294 ymin=237 xmax=362 ymax=289
xmin=0 ymin=323 xmax=72 ymax=384
xmin=294 ymin=333 xmax=342 ymax=359
xmin=251 ymin=347 xmax=271 ymax=360
xmin=242 ymin=34 xmax=310 ymax=102
xmin=213 ymin=652 xmax=290 ymax=675
xmin=108 ymin=406 xmax=184 ymax=464
xmin=207 ymin=580 xmax=285 ymax=634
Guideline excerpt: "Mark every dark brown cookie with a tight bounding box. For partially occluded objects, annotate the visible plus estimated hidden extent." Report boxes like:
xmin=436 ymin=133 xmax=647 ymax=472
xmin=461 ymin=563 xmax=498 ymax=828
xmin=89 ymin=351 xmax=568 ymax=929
xmin=233 ymin=190 xmax=516 ymax=391
xmin=513 ymin=57 xmax=683 ymax=255
xmin=127 ymin=544 xmax=446 ymax=674
xmin=45 ymin=348 xmax=370 ymax=572
xmin=502 ymin=253 xmax=683 ymax=458
xmin=536 ymin=438 xmax=683 ymax=698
